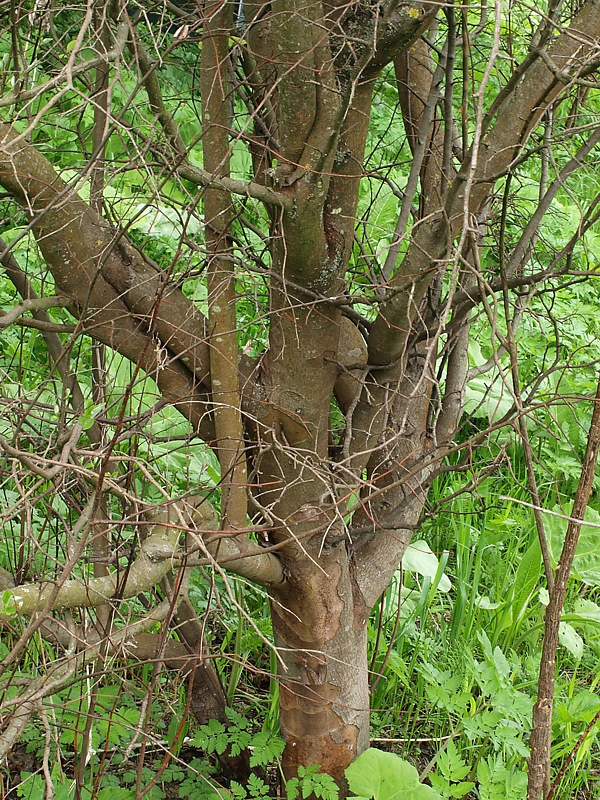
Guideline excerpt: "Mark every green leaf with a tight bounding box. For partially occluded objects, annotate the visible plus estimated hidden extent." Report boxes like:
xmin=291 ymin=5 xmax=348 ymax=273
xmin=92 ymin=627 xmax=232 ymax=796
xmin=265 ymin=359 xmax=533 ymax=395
xmin=556 ymin=690 xmax=600 ymax=723
xmin=546 ymin=505 xmax=600 ymax=585
xmin=436 ymin=741 xmax=470 ymax=783
xmin=167 ymin=714 xmax=188 ymax=755
xmin=568 ymin=598 xmax=600 ymax=653
xmin=53 ymin=780 xmax=76 ymax=800
xmin=17 ymin=773 xmax=47 ymax=800
xmin=225 ymin=707 xmax=250 ymax=729
xmin=510 ymin=539 xmax=541 ymax=623
xmin=345 ymin=749 xmax=442 ymax=800
xmin=449 ymin=783 xmax=475 ymax=799
xmin=287 ymin=768 xmax=338 ymax=800
xmin=193 ymin=719 xmax=228 ymax=754
xmin=492 ymin=646 xmax=511 ymax=687
xmin=558 ymin=621 xmax=584 ymax=660
xmin=475 ymin=595 xmax=502 ymax=610
xmin=1 ymin=588 xmax=16 ymax=618
xmin=295 ymin=766 xmax=338 ymax=800
xmin=246 ymin=774 xmax=270 ymax=798
xmin=228 ymin=728 xmax=252 ymax=757
xmin=248 ymin=730 xmax=285 ymax=768
xmin=464 ymin=373 xmax=514 ymax=422
xmin=78 ymin=412 xmax=95 ymax=431
xmin=97 ymin=790 xmax=136 ymax=800
xmin=403 ymin=541 xmax=452 ymax=592
xmin=230 ymin=781 xmax=247 ymax=800
xmin=78 ymin=398 xmax=102 ymax=431
xmin=286 ymin=778 xmax=300 ymax=800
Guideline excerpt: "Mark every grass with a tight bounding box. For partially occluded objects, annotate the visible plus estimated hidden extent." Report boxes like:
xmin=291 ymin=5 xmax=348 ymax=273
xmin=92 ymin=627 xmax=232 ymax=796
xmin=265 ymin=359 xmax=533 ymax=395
xmin=363 ymin=467 xmax=600 ymax=798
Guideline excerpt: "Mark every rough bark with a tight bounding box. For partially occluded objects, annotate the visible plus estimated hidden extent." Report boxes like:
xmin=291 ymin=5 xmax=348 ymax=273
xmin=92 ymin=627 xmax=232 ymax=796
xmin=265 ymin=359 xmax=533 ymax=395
xmin=272 ymin=545 xmax=370 ymax=782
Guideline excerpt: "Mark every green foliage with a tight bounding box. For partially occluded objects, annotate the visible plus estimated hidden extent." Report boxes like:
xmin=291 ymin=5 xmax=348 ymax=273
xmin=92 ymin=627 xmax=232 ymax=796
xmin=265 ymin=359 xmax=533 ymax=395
xmin=191 ymin=709 xmax=285 ymax=767
xmin=176 ymin=758 xmax=221 ymax=800
xmin=428 ymin=742 xmax=474 ymax=799
xmin=345 ymin=749 xmax=441 ymax=800
xmin=476 ymin=756 xmax=527 ymax=800
xmin=248 ymin=731 xmax=286 ymax=768
xmin=1 ymin=588 xmax=16 ymax=618
xmin=193 ymin=719 xmax=229 ymax=756
xmin=546 ymin=504 xmax=600 ymax=586
xmin=286 ymin=765 xmax=339 ymax=800
xmin=367 ymin=465 xmax=600 ymax=798
xmin=230 ymin=774 xmax=271 ymax=800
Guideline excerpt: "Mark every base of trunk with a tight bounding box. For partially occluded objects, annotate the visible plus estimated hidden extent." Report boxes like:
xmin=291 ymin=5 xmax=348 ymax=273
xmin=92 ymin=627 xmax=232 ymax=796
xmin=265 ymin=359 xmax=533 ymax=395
xmin=276 ymin=619 xmax=370 ymax=783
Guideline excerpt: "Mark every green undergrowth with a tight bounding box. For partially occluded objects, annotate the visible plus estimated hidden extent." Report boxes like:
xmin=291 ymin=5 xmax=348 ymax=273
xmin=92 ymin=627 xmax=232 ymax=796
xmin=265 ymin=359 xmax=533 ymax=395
xmin=4 ymin=469 xmax=600 ymax=800
xmin=366 ymin=471 xmax=600 ymax=799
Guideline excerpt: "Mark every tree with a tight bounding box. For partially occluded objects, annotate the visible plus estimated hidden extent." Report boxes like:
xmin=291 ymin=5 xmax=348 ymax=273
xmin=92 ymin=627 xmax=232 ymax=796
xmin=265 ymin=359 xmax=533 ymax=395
xmin=0 ymin=0 xmax=599 ymax=794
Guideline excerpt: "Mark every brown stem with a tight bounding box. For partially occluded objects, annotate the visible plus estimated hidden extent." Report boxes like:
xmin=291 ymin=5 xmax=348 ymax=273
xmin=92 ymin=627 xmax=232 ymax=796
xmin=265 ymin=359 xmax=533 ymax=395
xmin=499 ymin=255 xmax=554 ymax=590
xmin=75 ymin=11 xmax=114 ymax=784
xmin=202 ymin=0 xmax=249 ymax=534
xmin=88 ymin=0 xmax=113 ymax=629
xmin=527 ymin=377 xmax=600 ymax=800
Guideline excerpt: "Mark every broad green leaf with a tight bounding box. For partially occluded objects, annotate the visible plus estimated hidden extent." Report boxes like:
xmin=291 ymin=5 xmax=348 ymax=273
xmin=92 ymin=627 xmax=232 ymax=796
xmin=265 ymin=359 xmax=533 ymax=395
xmin=97 ymin=790 xmax=135 ymax=800
xmin=403 ymin=541 xmax=452 ymax=592
xmin=345 ymin=748 xmax=442 ymax=800
xmin=572 ymin=597 xmax=600 ymax=624
xmin=463 ymin=373 xmax=513 ymax=422
xmin=475 ymin=595 xmax=502 ymax=610
xmin=546 ymin=505 xmax=600 ymax=585
xmin=568 ymin=598 xmax=600 ymax=654
xmin=558 ymin=621 xmax=584 ymax=660
xmin=556 ymin=690 xmax=600 ymax=723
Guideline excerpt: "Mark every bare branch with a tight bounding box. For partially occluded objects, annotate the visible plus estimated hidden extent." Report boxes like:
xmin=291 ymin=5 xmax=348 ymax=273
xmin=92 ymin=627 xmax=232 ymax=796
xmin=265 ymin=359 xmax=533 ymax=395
xmin=177 ymin=162 xmax=291 ymax=208
xmin=0 ymin=295 xmax=72 ymax=328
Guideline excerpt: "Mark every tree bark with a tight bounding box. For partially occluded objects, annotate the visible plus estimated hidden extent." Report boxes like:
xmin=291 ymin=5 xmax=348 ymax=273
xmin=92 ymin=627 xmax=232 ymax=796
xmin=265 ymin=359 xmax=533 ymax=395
xmin=271 ymin=544 xmax=370 ymax=782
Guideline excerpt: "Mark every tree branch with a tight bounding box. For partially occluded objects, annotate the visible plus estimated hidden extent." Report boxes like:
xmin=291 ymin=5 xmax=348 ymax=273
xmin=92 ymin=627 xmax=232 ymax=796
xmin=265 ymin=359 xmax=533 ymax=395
xmin=202 ymin=0 xmax=250 ymax=535
xmin=177 ymin=162 xmax=291 ymax=208
xmin=0 ymin=123 xmax=215 ymax=437
xmin=0 ymin=505 xmax=185 ymax=619
xmin=0 ymin=497 xmax=284 ymax=624
xmin=363 ymin=2 xmax=440 ymax=78
xmin=0 ymin=295 xmax=72 ymax=327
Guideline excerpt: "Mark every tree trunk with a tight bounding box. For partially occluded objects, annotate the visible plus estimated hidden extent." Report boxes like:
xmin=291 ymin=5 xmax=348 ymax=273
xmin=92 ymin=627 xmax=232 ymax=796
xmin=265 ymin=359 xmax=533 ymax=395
xmin=270 ymin=543 xmax=370 ymax=783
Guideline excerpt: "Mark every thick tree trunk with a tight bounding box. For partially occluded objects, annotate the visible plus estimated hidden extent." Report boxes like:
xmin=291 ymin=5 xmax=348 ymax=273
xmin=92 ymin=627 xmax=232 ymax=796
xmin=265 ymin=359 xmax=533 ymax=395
xmin=270 ymin=544 xmax=370 ymax=783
